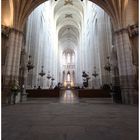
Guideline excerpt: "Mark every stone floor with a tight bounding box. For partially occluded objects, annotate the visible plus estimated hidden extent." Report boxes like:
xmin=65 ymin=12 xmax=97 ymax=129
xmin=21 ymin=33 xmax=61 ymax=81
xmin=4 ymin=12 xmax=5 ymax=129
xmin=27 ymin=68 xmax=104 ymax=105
xmin=2 ymin=90 xmax=138 ymax=140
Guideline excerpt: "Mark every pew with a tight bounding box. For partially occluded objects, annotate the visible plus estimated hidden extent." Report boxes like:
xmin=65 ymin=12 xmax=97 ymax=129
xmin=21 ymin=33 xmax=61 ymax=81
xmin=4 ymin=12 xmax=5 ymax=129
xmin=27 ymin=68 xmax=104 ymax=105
xmin=26 ymin=89 xmax=60 ymax=98
xmin=78 ymin=89 xmax=111 ymax=98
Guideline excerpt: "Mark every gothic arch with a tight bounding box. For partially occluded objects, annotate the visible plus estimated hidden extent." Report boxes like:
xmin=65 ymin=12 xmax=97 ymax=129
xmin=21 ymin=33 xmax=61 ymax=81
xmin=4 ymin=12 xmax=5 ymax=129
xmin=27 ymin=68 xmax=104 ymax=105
xmin=2 ymin=0 xmax=129 ymax=31
xmin=2 ymin=0 xmax=138 ymax=104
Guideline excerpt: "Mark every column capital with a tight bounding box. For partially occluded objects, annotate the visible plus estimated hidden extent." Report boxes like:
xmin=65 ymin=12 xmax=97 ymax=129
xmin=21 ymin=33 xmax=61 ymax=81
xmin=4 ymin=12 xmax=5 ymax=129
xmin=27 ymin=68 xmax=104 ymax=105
xmin=113 ymin=24 xmax=138 ymax=37
xmin=1 ymin=25 xmax=10 ymax=37
xmin=114 ymin=28 xmax=128 ymax=35
xmin=1 ymin=25 xmax=24 ymax=36
xmin=10 ymin=27 xmax=24 ymax=35
xmin=127 ymin=24 xmax=138 ymax=38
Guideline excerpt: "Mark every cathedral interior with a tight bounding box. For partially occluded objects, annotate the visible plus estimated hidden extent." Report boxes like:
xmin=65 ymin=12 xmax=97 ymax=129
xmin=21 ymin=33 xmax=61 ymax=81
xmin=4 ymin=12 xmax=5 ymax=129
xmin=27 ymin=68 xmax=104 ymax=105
xmin=1 ymin=0 xmax=138 ymax=140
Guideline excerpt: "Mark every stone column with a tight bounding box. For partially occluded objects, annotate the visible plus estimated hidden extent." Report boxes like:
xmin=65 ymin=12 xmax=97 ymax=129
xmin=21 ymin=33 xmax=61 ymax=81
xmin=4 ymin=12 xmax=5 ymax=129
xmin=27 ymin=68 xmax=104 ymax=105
xmin=114 ymin=29 xmax=138 ymax=104
xmin=2 ymin=26 xmax=10 ymax=92
xmin=3 ymin=28 xmax=23 ymax=103
xmin=19 ymin=48 xmax=27 ymax=102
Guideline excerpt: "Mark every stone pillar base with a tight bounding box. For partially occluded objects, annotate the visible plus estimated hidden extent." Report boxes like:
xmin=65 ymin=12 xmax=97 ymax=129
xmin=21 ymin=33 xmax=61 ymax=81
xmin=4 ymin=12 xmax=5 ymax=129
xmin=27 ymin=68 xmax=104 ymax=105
xmin=21 ymin=94 xmax=27 ymax=102
xmin=2 ymin=85 xmax=11 ymax=104
xmin=121 ymin=88 xmax=138 ymax=104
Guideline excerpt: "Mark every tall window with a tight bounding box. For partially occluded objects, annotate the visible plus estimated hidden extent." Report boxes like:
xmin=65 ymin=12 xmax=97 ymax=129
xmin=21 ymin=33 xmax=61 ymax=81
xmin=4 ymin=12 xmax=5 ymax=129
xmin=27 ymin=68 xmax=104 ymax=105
xmin=67 ymin=53 xmax=71 ymax=63
xmin=62 ymin=54 xmax=65 ymax=64
xmin=67 ymin=73 xmax=70 ymax=81
xmin=72 ymin=54 xmax=74 ymax=63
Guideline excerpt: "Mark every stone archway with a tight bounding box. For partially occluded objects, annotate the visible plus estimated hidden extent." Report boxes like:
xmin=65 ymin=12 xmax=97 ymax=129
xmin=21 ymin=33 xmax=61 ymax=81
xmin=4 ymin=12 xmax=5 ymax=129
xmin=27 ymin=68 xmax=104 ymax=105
xmin=2 ymin=0 xmax=138 ymax=104
xmin=1 ymin=0 xmax=129 ymax=31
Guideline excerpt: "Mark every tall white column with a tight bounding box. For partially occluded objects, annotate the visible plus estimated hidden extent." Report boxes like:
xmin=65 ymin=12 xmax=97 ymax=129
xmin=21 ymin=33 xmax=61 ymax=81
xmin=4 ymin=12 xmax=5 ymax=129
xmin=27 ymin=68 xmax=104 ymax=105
xmin=3 ymin=29 xmax=23 ymax=103
xmin=114 ymin=29 xmax=138 ymax=104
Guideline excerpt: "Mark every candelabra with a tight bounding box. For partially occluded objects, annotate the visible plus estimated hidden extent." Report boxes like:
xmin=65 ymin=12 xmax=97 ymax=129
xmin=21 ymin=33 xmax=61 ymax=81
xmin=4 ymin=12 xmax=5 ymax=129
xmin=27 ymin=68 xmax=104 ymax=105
xmin=27 ymin=55 xmax=34 ymax=72
xmin=86 ymin=75 xmax=91 ymax=80
xmin=47 ymin=71 xmax=51 ymax=79
xmin=104 ymin=56 xmax=111 ymax=72
xmin=47 ymin=71 xmax=51 ymax=88
xmin=92 ymin=67 xmax=99 ymax=78
xmin=37 ymin=77 xmax=40 ymax=87
xmin=51 ymin=77 xmax=55 ymax=81
xmin=39 ymin=66 xmax=46 ymax=88
xmin=82 ymin=71 xmax=88 ymax=78
xmin=39 ymin=66 xmax=46 ymax=77
xmin=26 ymin=55 xmax=34 ymax=88
xmin=104 ymin=56 xmax=112 ymax=85
xmin=50 ymin=76 xmax=55 ymax=89
xmin=82 ymin=71 xmax=90 ymax=88
xmin=92 ymin=67 xmax=99 ymax=89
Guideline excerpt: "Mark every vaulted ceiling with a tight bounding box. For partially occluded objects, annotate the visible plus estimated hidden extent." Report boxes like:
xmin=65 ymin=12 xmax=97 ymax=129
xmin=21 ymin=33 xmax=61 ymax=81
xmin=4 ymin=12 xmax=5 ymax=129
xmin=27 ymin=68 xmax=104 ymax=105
xmin=54 ymin=0 xmax=84 ymax=52
xmin=2 ymin=0 xmax=138 ymax=31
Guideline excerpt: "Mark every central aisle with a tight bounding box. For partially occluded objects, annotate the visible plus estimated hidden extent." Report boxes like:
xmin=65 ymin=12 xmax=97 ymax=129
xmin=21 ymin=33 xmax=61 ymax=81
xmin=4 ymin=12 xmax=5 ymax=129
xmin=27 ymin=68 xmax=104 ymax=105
xmin=2 ymin=97 xmax=138 ymax=140
xmin=60 ymin=90 xmax=79 ymax=104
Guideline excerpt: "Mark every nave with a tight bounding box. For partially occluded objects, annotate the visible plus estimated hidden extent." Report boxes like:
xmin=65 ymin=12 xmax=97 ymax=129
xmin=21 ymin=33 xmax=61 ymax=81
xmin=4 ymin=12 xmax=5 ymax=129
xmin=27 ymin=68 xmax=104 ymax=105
xmin=2 ymin=92 xmax=138 ymax=140
xmin=2 ymin=0 xmax=138 ymax=140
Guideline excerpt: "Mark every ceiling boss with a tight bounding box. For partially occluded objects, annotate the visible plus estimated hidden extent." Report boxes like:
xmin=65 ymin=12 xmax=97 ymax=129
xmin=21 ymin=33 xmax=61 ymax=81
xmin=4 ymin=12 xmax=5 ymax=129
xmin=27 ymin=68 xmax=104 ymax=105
xmin=64 ymin=0 xmax=73 ymax=5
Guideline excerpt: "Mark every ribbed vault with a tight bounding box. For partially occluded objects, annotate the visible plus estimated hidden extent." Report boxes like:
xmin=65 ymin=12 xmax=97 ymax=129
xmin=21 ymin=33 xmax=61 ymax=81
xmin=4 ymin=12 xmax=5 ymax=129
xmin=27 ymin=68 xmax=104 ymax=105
xmin=2 ymin=0 xmax=132 ymax=31
xmin=55 ymin=0 xmax=83 ymax=53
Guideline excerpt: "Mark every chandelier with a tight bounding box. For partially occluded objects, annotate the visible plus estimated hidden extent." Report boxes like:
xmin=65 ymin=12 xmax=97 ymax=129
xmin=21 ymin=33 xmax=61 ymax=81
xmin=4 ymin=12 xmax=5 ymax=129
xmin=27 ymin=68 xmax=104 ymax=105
xmin=27 ymin=55 xmax=34 ymax=72
xmin=82 ymin=71 xmax=90 ymax=88
xmin=39 ymin=66 xmax=46 ymax=77
xmin=104 ymin=56 xmax=111 ymax=72
xmin=47 ymin=71 xmax=51 ymax=79
xmin=82 ymin=71 xmax=88 ymax=78
xmin=92 ymin=67 xmax=99 ymax=78
xmin=86 ymin=76 xmax=90 ymax=80
xmin=51 ymin=76 xmax=55 ymax=81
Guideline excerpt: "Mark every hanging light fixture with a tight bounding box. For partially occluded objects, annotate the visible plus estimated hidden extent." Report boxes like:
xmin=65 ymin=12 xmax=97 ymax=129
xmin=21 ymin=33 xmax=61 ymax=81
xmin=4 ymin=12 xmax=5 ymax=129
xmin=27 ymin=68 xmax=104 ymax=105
xmin=82 ymin=71 xmax=88 ymax=78
xmin=92 ymin=67 xmax=99 ymax=78
xmin=27 ymin=55 xmax=34 ymax=72
xmin=39 ymin=66 xmax=46 ymax=77
xmin=86 ymin=75 xmax=90 ymax=80
xmin=50 ymin=75 xmax=55 ymax=89
xmin=82 ymin=71 xmax=90 ymax=88
xmin=51 ymin=76 xmax=55 ymax=81
xmin=104 ymin=56 xmax=111 ymax=72
xmin=47 ymin=71 xmax=51 ymax=79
